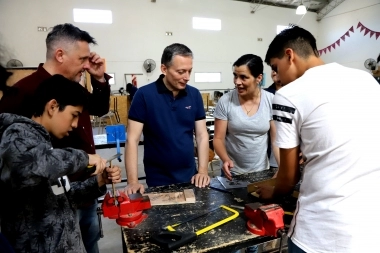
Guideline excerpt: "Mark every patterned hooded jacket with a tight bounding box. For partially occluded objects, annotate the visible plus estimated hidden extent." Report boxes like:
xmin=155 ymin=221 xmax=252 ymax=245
xmin=0 ymin=113 xmax=106 ymax=253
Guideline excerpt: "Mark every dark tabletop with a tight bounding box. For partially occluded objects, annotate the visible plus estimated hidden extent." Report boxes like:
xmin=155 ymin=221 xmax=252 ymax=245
xmin=122 ymin=169 xmax=295 ymax=253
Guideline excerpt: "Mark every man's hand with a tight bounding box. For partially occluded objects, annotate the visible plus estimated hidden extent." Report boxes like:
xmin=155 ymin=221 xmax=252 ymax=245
xmin=86 ymin=52 xmax=106 ymax=82
xmin=255 ymin=184 xmax=275 ymax=200
xmin=88 ymin=154 xmax=107 ymax=176
xmin=102 ymin=165 xmax=122 ymax=184
xmin=125 ymin=182 xmax=145 ymax=195
xmin=221 ymin=160 xmax=234 ymax=181
xmin=191 ymin=172 xmax=210 ymax=188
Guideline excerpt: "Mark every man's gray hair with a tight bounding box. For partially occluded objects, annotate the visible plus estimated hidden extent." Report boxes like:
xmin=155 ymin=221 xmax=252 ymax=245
xmin=45 ymin=23 xmax=96 ymax=59
xmin=161 ymin=43 xmax=193 ymax=67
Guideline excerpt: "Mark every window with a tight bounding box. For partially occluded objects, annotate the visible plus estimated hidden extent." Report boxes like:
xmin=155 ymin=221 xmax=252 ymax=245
xmin=73 ymin=8 xmax=112 ymax=24
xmin=194 ymin=73 xmax=221 ymax=83
xmin=192 ymin=17 xmax=221 ymax=31
xmin=108 ymin=73 xmax=115 ymax=85
xmin=277 ymin=25 xmax=289 ymax=34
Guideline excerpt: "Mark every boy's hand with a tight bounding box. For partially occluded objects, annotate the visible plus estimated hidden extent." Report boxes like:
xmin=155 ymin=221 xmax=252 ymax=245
xmin=88 ymin=154 xmax=106 ymax=175
xmin=102 ymin=166 xmax=122 ymax=184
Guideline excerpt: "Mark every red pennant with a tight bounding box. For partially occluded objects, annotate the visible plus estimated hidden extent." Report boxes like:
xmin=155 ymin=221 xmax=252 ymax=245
xmin=332 ymin=43 xmax=336 ymax=49
xmin=345 ymin=31 xmax=350 ymax=37
xmin=360 ymin=26 xmax=366 ymax=32
xmin=357 ymin=22 xmax=362 ymax=28
xmin=336 ymin=40 xmax=340 ymax=46
xmin=323 ymin=48 xmax=327 ymax=54
xmin=341 ymin=35 xmax=346 ymax=41
xmin=327 ymin=46 xmax=331 ymax=52
xmin=349 ymin=26 xmax=354 ymax=33
xmin=364 ymin=28 xmax=370 ymax=36
xmin=376 ymin=32 xmax=380 ymax=40
xmin=370 ymin=31 xmax=375 ymax=38
xmin=319 ymin=50 xmax=323 ymax=56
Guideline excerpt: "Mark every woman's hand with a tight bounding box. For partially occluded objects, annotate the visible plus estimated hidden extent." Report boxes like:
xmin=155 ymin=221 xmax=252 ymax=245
xmin=222 ymin=160 xmax=234 ymax=181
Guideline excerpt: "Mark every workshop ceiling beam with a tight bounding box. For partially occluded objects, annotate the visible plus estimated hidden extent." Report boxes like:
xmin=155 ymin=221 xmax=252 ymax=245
xmin=317 ymin=0 xmax=346 ymax=21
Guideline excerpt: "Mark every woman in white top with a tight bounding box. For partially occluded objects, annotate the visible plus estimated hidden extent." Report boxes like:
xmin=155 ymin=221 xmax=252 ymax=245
xmin=213 ymin=54 xmax=280 ymax=181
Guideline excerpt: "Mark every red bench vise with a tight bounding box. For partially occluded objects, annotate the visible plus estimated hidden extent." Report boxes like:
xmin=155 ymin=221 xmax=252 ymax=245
xmin=101 ymin=191 xmax=151 ymax=228
xmin=244 ymin=203 xmax=284 ymax=237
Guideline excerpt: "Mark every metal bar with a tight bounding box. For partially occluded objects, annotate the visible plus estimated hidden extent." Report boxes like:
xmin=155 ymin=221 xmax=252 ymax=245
xmin=317 ymin=0 xmax=346 ymax=21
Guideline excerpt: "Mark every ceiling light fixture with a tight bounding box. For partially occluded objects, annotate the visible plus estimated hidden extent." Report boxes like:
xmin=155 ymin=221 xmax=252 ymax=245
xmin=296 ymin=0 xmax=307 ymax=15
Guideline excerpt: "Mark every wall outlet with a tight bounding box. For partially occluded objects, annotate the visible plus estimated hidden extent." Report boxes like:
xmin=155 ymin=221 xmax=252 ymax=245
xmin=257 ymin=38 xmax=263 ymax=41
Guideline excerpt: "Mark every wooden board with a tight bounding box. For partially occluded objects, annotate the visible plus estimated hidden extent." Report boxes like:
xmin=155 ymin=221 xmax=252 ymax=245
xmin=144 ymin=189 xmax=196 ymax=206
xmin=201 ymin=93 xmax=209 ymax=111
xmin=6 ymin=68 xmax=37 ymax=87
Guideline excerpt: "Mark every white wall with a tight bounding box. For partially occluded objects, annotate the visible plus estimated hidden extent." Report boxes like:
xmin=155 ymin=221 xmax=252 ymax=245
xmin=317 ymin=0 xmax=380 ymax=73
xmin=0 ymin=0 xmax=318 ymax=94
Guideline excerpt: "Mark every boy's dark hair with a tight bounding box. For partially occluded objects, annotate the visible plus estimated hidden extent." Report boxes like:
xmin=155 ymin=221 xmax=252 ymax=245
xmin=265 ymin=25 xmax=319 ymax=65
xmin=161 ymin=43 xmax=193 ymax=67
xmin=233 ymin=54 xmax=263 ymax=78
xmin=46 ymin=23 xmax=96 ymax=59
xmin=31 ymin=75 xmax=88 ymax=117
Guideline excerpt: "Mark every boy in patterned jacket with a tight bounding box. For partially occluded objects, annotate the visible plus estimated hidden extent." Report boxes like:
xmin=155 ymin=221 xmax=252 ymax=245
xmin=0 ymin=75 xmax=121 ymax=253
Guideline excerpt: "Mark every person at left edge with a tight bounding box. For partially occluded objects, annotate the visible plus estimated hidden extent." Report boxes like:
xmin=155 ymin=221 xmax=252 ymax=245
xmin=0 ymin=23 xmax=113 ymax=253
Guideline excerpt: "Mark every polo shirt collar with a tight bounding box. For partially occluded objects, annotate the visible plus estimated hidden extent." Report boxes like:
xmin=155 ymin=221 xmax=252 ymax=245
xmin=156 ymin=74 xmax=187 ymax=97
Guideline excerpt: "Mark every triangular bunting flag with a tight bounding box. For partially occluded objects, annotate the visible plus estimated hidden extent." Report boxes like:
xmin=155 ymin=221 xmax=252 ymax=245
xmin=349 ymin=26 xmax=354 ymax=33
xmin=319 ymin=50 xmax=323 ymax=56
xmin=341 ymin=35 xmax=346 ymax=41
xmin=360 ymin=26 xmax=366 ymax=32
xmin=364 ymin=28 xmax=370 ymax=36
xmin=323 ymin=48 xmax=327 ymax=54
xmin=357 ymin=22 xmax=362 ymax=28
xmin=336 ymin=40 xmax=340 ymax=46
xmin=376 ymin=32 xmax=380 ymax=40
xmin=332 ymin=43 xmax=336 ymax=49
xmin=370 ymin=31 xmax=375 ymax=38
xmin=345 ymin=31 xmax=350 ymax=37
xmin=327 ymin=46 xmax=331 ymax=52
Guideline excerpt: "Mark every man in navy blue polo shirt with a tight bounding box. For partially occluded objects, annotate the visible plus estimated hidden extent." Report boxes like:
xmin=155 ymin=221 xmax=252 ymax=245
xmin=124 ymin=43 xmax=210 ymax=193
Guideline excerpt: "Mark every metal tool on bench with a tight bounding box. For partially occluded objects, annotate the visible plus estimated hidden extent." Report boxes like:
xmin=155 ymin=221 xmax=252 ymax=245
xmin=151 ymin=205 xmax=239 ymax=250
xmin=244 ymin=203 xmax=286 ymax=252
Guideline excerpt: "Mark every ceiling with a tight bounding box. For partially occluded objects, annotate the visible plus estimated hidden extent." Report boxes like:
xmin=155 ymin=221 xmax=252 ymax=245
xmin=233 ymin=0 xmax=330 ymax=13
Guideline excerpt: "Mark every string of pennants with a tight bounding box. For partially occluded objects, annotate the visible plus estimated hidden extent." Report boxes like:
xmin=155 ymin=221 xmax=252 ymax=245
xmin=318 ymin=22 xmax=379 ymax=56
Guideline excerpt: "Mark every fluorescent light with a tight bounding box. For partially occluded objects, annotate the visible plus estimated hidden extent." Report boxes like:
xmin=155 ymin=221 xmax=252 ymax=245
xmin=73 ymin=8 xmax=112 ymax=24
xmin=296 ymin=5 xmax=307 ymax=15
xmin=192 ymin=17 xmax=221 ymax=31
xmin=194 ymin=73 xmax=221 ymax=83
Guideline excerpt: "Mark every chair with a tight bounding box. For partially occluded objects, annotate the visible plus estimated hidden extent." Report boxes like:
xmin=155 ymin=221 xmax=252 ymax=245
xmin=207 ymin=149 xmax=220 ymax=178
xmin=95 ymin=111 xmax=116 ymax=134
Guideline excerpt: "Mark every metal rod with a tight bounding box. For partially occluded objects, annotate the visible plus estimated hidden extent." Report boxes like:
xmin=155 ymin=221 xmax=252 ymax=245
xmin=109 ymin=160 xmax=117 ymax=205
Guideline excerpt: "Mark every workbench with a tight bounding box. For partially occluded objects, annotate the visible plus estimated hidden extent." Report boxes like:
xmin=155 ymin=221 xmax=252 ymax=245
xmin=121 ymin=169 xmax=293 ymax=252
xmin=93 ymin=133 xmax=144 ymax=150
